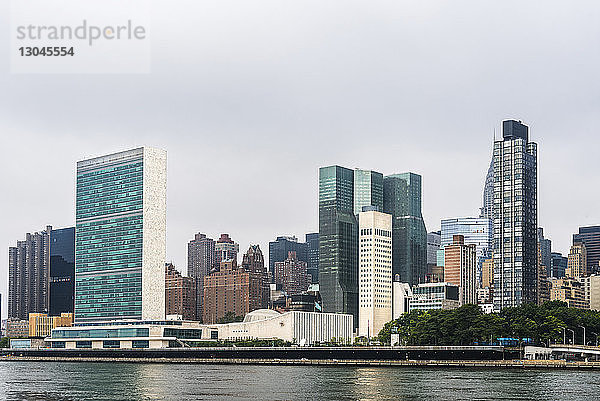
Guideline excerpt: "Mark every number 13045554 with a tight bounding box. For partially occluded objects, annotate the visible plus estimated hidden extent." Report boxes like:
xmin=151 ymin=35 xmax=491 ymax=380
xmin=19 ymin=47 xmax=74 ymax=56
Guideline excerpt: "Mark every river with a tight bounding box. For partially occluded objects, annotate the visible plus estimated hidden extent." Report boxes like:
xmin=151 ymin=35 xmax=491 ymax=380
xmin=1 ymin=362 xmax=598 ymax=400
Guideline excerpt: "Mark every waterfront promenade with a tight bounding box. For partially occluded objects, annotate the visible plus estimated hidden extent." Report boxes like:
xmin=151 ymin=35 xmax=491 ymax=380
xmin=4 ymin=345 xmax=599 ymax=368
xmin=0 ymin=345 xmax=511 ymax=360
xmin=3 ymin=354 xmax=600 ymax=369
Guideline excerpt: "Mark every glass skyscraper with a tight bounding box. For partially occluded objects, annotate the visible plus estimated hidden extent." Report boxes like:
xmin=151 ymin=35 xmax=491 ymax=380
xmin=480 ymin=158 xmax=494 ymax=221
xmin=537 ymin=228 xmax=552 ymax=277
xmin=492 ymin=120 xmax=538 ymax=310
xmin=319 ymin=166 xmax=427 ymax=323
xmin=440 ymin=217 xmax=492 ymax=286
xmin=319 ymin=166 xmax=358 ymax=322
xmin=49 ymin=227 xmax=75 ymax=316
xmin=551 ymin=252 xmax=567 ymax=278
xmin=383 ymin=173 xmax=427 ymax=286
xmin=305 ymin=233 xmax=319 ymax=284
xmin=353 ymin=169 xmax=383 ymax=215
xmin=75 ymin=147 xmax=167 ymax=323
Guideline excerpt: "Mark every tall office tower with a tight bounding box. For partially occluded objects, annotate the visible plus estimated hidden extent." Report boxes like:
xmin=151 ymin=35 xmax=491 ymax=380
xmin=427 ymin=232 xmax=441 ymax=266
xmin=358 ymin=210 xmax=392 ymax=338
xmin=573 ymin=226 xmax=600 ymax=275
xmin=567 ymin=243 xmax=587 ymax=278
xmin=274 ymin=251 xmax=311 ymax=295
xmin=537 ymin=228 xmax=552 ymax=277
xmin=8 ymin=226 xmax=51 ymax=319
xmin=492 ymin=120 xmax=538 ymax=310
xmin=383 ymin=173 xmax=427 ymax=286
xmin=268 ymin=236 xmax=308 ymax=281
xmin=551 ymin=252 xmax=567 ymax=278
xmin=440 ymin=217 xmax=492 ymax=287
xmin=187 ymin=233 xmax=215 ymax=320
xmin=319 ymin=166 xmax=358 ymax=322
xmin=75 ymin=147 xmax=167 ymax=323
xmin=480 ymin=158 xmax=494 ymax=220
xmin=426 ymin=231 xmax=441 ymax=282
xmin=353 ymin=169 xmax=384 ymax=215
xmin=443 ymin=235 xmax=477 ymax=305
xmin=165 ymin=263 xmax=196 ymax=320
xmin=305 ymin=233 xmax=319 ymax=283
xmin=242 ymin=245 xmax=270 ymax=309
xmin=49 ymin=227 xmax=75 ymax=316
xmin=481 ymin=258 xmax=494 ymax=288
xmin=479 ymin=258 xmax=494 ymax=304
xmin=537 ymin=246 xmax=550 ymax=305
xmin=215 ymin=234 xmax=239 ymax=268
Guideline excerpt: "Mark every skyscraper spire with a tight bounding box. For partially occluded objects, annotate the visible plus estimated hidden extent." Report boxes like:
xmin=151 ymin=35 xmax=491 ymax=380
xmin=480 ymin=157 xmax=494 ymax=219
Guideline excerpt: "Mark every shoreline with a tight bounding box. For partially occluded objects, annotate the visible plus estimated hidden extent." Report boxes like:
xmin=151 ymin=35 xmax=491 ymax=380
xmin=2 ymin=356 xmax=599 ymax=369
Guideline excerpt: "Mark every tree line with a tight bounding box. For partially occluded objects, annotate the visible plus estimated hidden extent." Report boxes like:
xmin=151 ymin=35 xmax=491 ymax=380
xmin=378 ymin=301 xmax=600 ymax=346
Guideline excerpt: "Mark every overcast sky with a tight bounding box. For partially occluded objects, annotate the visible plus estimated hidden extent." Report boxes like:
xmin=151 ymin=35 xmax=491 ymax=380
xmin=1 ymin=1 xmax=599 ymax=320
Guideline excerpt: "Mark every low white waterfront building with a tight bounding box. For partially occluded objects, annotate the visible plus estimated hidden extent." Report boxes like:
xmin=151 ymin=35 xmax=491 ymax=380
xmin=46 ymin=310 xmax=353 ymax=349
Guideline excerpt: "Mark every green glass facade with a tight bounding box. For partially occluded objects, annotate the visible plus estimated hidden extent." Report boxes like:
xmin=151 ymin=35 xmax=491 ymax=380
xmin=319 ymin=167 xmax=427 ymax=324
xmin=353 ymin=170 xmax=383 ymax=215
xmin=383 ymin=173 xmax=427 ymax=286
xmin=75 ymin=151 xmax=145 ymax=322
xmin=318 ymin=166 xmax=358 ymax=324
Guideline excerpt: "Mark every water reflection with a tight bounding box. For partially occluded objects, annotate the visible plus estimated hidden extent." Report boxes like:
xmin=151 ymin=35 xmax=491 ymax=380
xmin=2 ymin=362 xmax=600 ymax=400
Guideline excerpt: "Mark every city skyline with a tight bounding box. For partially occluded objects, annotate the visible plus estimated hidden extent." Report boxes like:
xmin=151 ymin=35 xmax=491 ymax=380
xmin=1 ymin=133 xmax=598 ymax=320
xmin=2 ymin=2 xmax=600 ymax=320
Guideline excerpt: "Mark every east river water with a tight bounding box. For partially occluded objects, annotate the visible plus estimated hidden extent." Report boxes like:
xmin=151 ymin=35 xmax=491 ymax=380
xmin=2 ymin=362 xmax=599 ymax=400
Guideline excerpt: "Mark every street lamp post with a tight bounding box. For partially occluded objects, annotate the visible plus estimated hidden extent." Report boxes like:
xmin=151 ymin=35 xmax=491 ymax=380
xmin=566 ymin=329 xmax=575 ymax=345
xmin=562 ymin=327 xmax=566 ymax=345
xmin=519 ymin=340 xmax=525 ymax=360
xmin=591 ymin=332 xmax=599 ymax=347
xmin=578 ymin=325 xmax=586 ymax=346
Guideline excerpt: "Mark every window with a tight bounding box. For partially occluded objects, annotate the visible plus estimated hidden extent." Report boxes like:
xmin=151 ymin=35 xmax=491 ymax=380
xmin=132 ymin=340 xmax=149 ymax=348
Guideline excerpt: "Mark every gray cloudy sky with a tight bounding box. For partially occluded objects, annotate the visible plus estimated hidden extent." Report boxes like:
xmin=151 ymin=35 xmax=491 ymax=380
xmin=1 ymin=1 xmax=599 ymax=320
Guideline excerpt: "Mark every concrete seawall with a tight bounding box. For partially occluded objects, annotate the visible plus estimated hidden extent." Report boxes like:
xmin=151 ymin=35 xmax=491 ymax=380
xmin=2 ymin=355 xmax=600 ymax=369
xmin=0 ymin=346 xmax=516 ymax=362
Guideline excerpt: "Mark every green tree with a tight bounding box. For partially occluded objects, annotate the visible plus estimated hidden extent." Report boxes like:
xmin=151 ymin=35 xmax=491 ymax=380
xmin=217 ymin=311 xmax=244 ymax=324
xmin=376 ymin=301 xmax=600 ymax=347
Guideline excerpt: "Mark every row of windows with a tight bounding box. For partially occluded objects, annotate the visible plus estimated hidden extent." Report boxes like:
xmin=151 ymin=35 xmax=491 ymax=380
xmin=76 ymin=163 xmax=143 ymax=220
xmin=76 ymin=217 xmax=143 ymax=272
xmin=77 ymin=160 xmax=143 ymax=179
xmin=77 ymin=192 xmax=142 ymax=207
xmin=53 ymin=327 xmax=149 ymax=339
xmin=77 ymin=166 xmax=142 ymax=187
xmin=75 ymin=272 xmax=142 ymax=319
xmin=360 ymin=228 xmax=391 ymax=237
